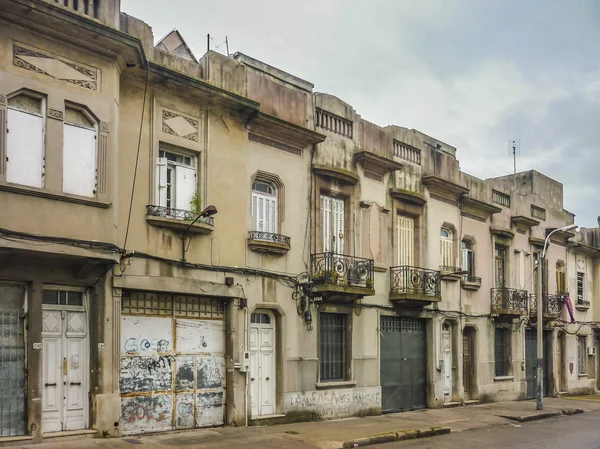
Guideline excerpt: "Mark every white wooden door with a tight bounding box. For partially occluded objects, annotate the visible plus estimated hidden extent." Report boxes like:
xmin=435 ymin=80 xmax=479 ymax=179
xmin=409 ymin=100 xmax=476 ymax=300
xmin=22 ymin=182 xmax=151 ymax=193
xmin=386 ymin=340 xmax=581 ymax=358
xmin=249 ymin=313 xmax=275 ymax=417
xmin=320 ymin=195 xmax=344 ymax=253
xmin=42 ymin=309 xmax=88 ymax=433
xmin=442 ymin=327 xmax=452 ymax=403
xmin=397 ymin=215 xmax=414 ymax=266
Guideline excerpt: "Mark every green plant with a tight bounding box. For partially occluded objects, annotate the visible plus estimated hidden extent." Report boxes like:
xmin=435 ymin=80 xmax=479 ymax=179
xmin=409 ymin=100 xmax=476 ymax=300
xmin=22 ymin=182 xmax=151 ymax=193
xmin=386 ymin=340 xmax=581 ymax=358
xmin=366 ymin=277 xmax=374 ymax=289
xmin=190 ymin=191 xmax=202 ymax=214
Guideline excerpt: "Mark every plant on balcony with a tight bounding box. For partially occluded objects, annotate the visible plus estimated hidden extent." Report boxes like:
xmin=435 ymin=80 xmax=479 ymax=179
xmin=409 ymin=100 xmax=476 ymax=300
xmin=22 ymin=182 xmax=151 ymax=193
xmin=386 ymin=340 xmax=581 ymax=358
xmin=366 ymin=277 xmax=374 ymax=289
xmin=189 ymin=191 xmax=202 ymax=216
xmin=312 ymin=270 xmax=340 ymax=285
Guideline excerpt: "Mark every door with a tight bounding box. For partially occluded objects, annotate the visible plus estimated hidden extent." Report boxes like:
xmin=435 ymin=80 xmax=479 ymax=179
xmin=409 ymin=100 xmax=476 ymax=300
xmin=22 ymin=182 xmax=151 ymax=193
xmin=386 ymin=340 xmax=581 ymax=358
xmin=42 ymin=301 xmax=88 ymax=433
xmin=250 ymin=312 xmax=275 ymax=417
xmin=0 ymin=283 xmax=26 ymax=437
xmin=397 ymin=215 xmax=414 ymax=266
xmin=380 ymin=317 xmax=426 ymax=412
xmin=442 ymin=324 xmax=452 ymax=403
xmin=495 ymin=246 xmax=505 ymax=289
xmin=321 ymin=195 xmax=344 ymax=253
xmin=462 ymin=333 xmax=472 ymax=400
xmin=525 ymin=329 xmax=537 ymax=399
xmin=557 ymin=332 xmax=565 ymax=392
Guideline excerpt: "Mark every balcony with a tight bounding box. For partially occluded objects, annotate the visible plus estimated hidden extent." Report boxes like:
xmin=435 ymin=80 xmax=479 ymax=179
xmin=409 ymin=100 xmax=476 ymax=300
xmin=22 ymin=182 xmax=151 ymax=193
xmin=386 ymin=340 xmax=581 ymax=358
xmin=530 ymin=293 xmax=564 ymax=320
xmin=247 ymin=231 xmax=291 ymax=255
xmin=310 ymin=253 xmax=375 ymax=300
xmin=491 ymin=288 xmax=528 ymax=318
xmin=439 ymin=265 xmax=466 ymax=281
xmin=146 ymin=205 xmax=214 ymax=234
xmin=389 ymin=266 xmax=441 ymax=307
xmin=575 ymin=298 xmax=591 ymax=311
xmin=461 ymin=275 xmax=482 ymax=290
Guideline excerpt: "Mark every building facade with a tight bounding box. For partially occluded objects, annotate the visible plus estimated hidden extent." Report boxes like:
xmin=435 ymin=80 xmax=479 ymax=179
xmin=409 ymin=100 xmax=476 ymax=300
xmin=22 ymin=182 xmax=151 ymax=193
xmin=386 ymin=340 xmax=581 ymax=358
xmin=0 ymin=0 xmax=598 ymax=443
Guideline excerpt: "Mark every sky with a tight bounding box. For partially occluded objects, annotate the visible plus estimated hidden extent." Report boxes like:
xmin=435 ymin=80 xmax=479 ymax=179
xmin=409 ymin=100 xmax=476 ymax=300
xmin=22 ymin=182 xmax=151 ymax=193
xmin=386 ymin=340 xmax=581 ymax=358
xmin=122 ymin=0 xmax=600 ymax=228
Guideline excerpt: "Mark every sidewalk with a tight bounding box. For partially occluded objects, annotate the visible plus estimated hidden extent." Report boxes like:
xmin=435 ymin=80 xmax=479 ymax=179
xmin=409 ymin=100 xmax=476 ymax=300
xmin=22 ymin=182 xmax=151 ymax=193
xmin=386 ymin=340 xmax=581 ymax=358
xmin=10 ymin=396 xmax=600 ymax=449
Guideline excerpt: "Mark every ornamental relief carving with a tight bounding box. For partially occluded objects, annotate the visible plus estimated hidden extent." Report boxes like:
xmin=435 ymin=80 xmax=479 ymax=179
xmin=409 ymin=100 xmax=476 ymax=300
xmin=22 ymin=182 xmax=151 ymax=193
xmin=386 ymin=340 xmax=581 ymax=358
xmin=48 ymin=108 xmax=64 ymax=121
xmin=13 ymin=44 xmax=99 ymax=91
xmin=161 ymin=110 xmax=199 ymax=142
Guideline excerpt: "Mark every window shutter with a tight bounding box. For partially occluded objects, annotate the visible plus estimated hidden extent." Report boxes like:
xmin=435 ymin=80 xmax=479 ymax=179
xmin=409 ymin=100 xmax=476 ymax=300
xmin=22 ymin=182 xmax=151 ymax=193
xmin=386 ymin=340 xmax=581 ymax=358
xmin=156 ymin=157 xmax=167 ymax=207
xmin=175 ymin=165 xmax=196 ymax=211
xmin=321 ymin=195 xmax=331 ymax=252
xmin=397 ymin=216 xmax=414 ymax=266
xmin=440 ymin=232 xmax=453 ymax=267
xmin=6 ymin=109 xmax=44 ymax=188
xmin=63 ymin=124 xmax=97 ymax=197
xmin=252 ymin=192 xmax=258 ymax=231
xmin=0 ymin=95 xmax=6 ymax=180
xmin=270 ymin=197 xmax=278 ymax=234
xmin=264 ymin=197 xmax=271 ymax=233
xmin=258 ymin=196 xmax=264 ymax=231
xmin=97 ymin=122 xmax=108 ymax=196
xmin=332 ymin=197 xmax=344 ymax=254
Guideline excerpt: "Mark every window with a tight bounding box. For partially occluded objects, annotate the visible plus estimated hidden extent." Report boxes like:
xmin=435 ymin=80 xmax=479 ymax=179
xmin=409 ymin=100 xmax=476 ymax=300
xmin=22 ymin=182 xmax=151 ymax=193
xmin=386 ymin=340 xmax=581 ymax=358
xmin=397 ymin=215 xmax=414 ymax=266
xmin=462 ymin=240 xmax=474 ymax=276
xmin=42 ymin=289 xmax=83 ymax=306
xmin=495 ymin=246 xmax=506 ymax=289
xmin=494 ymin=327 xmax=510 ymax=376
xmin=252 ymin=180 xmax=277 ymax=234
xmin=531 ymin=205 xmax=546 ymax=221
xmin=578 ymin=336 xmax=586 ymax=375
xmin=121 ymin=290 xmax=225 ymax=319
xmin=156 ymin=146 xmax=197 ymax=213
xmin=320 ymin=194 xmax=344 ymax=253
xmin=319 ymin=313 xmax=348 ymax=381
xmin=440 ymin=228 xmax=453 ymax=268
xmin=251 ymin=313 xmax=271 ymax=324
xmin=6 ymin=91 xmax=45 ymax=188
xmin=492 ymin=190 xmax=511 ymax=208
xmin=556 ymin=263 xmax=566 ymax=293
xmin=63 ymin=104 xmax=97 ymax=197
xmin=577 ymin=272 xmax=584 ymax=302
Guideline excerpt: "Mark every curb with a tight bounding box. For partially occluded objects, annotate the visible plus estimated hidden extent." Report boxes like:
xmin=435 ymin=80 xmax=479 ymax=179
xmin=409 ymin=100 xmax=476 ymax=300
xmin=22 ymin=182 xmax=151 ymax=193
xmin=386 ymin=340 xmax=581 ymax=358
xmin=499 ymin=408 xmax=585 ymax=423
xmin=342 ymin=426 xmax=451 ymax=448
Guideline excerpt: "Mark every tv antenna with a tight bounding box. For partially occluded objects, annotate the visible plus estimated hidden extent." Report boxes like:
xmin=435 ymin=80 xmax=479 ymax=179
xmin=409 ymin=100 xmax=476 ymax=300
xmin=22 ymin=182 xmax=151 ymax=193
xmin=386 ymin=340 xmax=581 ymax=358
xmin=509 ymin=139 xmax=520 ymax=174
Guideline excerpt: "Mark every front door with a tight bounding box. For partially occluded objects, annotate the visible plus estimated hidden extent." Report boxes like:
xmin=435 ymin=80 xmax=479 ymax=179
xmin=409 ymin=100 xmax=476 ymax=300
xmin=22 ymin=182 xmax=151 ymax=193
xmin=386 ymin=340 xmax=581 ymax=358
xmin=41 ymin=289 xmax=88 ymax=433
xmin=495 ymin=246 xmax=506 ymax=289
xmin=442 ymin=324 xmax=452 ymax=403
xmin=250 ymin=312 xmax=275 ymax=417
xmin=525 ymin=329 xmax=537 ymax=399
xmin=462 ymin=333 xmax=473 ymax=400
xmin=557 ymin=332 xmax=565 ymax=392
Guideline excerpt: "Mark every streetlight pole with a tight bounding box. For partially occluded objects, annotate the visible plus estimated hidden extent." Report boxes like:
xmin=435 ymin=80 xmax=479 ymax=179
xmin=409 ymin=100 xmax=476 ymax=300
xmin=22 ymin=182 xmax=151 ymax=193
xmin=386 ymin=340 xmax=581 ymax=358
xmin=537 ymin=223 xmax=577 ymax=410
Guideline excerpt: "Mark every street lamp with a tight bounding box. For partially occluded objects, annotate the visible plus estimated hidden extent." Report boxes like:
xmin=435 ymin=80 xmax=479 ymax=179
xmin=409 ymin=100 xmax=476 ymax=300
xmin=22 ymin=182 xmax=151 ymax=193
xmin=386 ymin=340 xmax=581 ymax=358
xmin=537 ymin=223 xmax=578 ymax=410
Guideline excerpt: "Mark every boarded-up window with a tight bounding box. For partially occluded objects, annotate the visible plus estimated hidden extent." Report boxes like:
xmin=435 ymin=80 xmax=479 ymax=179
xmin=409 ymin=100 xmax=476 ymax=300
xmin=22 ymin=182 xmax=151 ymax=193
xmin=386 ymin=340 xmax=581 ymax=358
xmin=6 ymin=93 xmax=44 ymax=188
xmin=63 ymin=107 xmax=97 ymax=197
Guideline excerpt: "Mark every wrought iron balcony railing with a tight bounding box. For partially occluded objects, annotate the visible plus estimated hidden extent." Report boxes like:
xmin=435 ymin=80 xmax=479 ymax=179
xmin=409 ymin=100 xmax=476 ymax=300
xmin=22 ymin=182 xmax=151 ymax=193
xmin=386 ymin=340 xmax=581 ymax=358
xmin=248 ymin=231 xmax=291 ymax=246
xmin=311 ymin=252 xmax=374 ymax=289
xmin=462 ymin=275 xmax=482 ymax=284
xmin=491 ymin=288 xmax=528 ymax=314
xmin=146 ymin=205 xmax=214 ymax=226
xmin=390 ymin=266 xmax=441 ymax=298
xmin=530 ymin=293 xmax=564 ymax=317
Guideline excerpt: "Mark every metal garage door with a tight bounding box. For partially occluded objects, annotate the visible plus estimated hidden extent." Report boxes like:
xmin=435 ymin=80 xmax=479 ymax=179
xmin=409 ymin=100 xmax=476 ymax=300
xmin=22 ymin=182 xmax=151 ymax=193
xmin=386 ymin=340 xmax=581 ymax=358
xmin=120 ymin=291 xmax=226 ymax=435
xmin=0 ymin=283 xmax=26 ymax=437
xmin=380 ymin=316 xmax=426 ymax=412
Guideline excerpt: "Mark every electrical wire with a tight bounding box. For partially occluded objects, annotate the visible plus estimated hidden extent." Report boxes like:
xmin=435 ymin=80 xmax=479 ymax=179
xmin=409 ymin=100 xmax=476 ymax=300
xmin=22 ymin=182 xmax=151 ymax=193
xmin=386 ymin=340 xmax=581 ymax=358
xmin=0 ymin=227 xmax=121 ymax=253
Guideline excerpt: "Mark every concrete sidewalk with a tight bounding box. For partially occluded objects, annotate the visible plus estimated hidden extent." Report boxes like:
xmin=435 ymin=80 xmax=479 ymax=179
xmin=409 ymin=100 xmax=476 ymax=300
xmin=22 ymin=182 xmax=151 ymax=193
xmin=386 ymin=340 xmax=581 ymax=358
xmin=8 ymin=397 xmax=600 ymax=449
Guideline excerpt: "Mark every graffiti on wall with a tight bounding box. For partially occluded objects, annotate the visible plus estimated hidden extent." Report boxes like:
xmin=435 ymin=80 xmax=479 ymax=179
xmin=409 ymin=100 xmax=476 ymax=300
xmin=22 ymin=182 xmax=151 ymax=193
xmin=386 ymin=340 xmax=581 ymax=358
xmin=121 ymin=316 xmax=173 ymax=356
xmin=284 ymin=387 xmax=381 ymax=420
xmin=121 ymin=394 xmax=173 ymax=434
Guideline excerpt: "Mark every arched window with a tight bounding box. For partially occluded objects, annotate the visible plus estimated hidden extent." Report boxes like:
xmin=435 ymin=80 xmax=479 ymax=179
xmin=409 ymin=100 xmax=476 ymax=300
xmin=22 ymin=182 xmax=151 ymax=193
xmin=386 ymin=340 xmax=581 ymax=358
xmin=6 ymin=90 xmax=46 ymax=188
xmin=440 ymin=227 xmax=453 ymax=268
xmin=63 ymin=103 xmax=98 ymax=197
xmin=252 ymin=180 xmax=277 ymax=234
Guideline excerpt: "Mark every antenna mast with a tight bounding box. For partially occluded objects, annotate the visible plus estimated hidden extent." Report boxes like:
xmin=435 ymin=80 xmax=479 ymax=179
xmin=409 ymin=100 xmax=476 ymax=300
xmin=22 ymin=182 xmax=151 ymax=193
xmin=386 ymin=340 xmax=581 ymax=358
xmin=509 ymin=139 xmax=520 ymax=174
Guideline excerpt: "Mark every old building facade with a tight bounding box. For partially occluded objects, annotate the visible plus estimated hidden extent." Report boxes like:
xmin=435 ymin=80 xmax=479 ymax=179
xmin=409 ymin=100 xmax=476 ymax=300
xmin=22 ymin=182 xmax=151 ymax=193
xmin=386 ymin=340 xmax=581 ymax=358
xmin=0 ymin=0 xmax=598 ymax=443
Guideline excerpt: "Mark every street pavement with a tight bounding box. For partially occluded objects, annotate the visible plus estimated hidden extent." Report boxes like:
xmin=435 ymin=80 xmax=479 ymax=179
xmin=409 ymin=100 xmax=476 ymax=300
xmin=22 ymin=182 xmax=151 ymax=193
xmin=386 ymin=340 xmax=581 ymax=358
xmin=6 ymin=395 xmax=600 ymax=449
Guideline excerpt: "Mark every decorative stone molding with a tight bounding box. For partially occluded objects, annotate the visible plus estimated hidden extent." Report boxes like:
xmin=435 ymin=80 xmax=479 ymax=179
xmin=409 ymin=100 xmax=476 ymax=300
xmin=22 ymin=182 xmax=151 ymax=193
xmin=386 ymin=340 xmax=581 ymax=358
xmin=0 ymin=94 xmax=6 ymax=106
xmin=101 ymin=121 xmax=109 ymax=133
xmin=13 ymin=44 xmax=99 ymax=91
xmin=249 ymin=133 xmax=302 ymax=156
xmin=162 ymin=110 xmax=199 ymax=142
xmin=47 ymin=108 xmax=63 ymax=121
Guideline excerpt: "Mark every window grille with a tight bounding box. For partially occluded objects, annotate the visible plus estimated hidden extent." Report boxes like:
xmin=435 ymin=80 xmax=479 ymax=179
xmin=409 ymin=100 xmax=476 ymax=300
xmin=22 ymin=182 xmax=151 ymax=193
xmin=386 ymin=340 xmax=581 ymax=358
xmin=121 ymin=290 xmax=225 ymax=319
xmin=320 ymin=313 xmax=348 ymax=381
xmin=494 ymin=327 xmax=510 ymax=376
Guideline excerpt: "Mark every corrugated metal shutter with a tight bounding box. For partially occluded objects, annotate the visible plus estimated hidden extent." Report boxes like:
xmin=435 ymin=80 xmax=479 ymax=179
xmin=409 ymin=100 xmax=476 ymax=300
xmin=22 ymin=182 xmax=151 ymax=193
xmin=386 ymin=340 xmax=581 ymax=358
xmin=397 ymin=216 xmax=414 ymax=266
xmin=6 ymin=109 xmax=43 ymax=188
xmin=63 ymin=124 xmax=97 ymax=197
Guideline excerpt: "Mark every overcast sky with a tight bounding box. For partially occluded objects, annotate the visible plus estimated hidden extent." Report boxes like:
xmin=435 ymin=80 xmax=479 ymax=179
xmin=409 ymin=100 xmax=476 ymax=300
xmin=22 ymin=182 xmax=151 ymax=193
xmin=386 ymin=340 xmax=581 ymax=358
xmin=123 ymin=0 xmax=600 ymax=228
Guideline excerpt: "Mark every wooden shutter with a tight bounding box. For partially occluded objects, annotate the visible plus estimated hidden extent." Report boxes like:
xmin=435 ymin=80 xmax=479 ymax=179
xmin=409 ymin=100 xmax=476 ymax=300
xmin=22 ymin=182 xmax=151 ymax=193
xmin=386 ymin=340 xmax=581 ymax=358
xmin=0 ymin=95 xmax=6 ymax=180
xmin=397 ymin=215 xmax=414 ymax=266
xmin=253 ymin=192 xmax=277 ymax=233
xmin=440 ymin=231 xmax=453 ymax=267
xmin=63 ymin=124 xmax=97 ymax=197
xmin=6 ymin=109 xmax=43 ymax=188
xmin=155 ymin=157 xmax=167 ymax=207
xmin=321 ymin=195 xmax=331 ymax=252
xmin=175 ymin=165 xmax=196 ymax=211
xmin=332 ymin=197 xmax=344 ymax=254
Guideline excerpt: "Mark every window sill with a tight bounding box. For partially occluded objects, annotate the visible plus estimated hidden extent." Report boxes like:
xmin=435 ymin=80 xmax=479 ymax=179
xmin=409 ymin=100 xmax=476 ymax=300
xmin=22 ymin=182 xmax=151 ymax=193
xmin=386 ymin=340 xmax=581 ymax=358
xmin=493 ymin=376 xmax=514 ymax=382
xmin=461 ymin=280 xmax=482 ymax=291
xmin=578 ymin=374 xmax=589 ymax=379
xmin=315 ymin=380 xmax=356 ymax=389
xmin=374 ymin=264 xmax=388 ymax=273
xmin=0 ymin=182 xmax=110 ymax=208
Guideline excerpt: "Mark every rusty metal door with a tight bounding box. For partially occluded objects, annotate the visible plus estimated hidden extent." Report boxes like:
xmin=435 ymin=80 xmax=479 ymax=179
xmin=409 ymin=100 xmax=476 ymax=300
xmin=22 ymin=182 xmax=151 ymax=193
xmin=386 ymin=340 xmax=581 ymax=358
xmin=0 ymin=283 xmax=26 ymax=437
xmin=380 ymin=317 xmax=426 ymax=412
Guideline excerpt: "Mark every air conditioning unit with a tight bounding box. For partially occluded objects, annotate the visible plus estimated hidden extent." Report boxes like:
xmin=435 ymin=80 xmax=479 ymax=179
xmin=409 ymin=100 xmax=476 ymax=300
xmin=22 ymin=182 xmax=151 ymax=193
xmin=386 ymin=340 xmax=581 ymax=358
xmin=588 ymin=347 xmax=596 ymax=356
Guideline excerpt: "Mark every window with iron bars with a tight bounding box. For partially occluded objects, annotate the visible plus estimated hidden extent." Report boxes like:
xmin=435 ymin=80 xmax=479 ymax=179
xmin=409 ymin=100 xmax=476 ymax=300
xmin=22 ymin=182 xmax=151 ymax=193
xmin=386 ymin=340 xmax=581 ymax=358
xmin=494 ymin=327 xmax=510 ymax=376
xmin=492 ymin=190 xmax=511 ymax=208
xmin=319 ymin=313 xmax=348 ymax=381
xmin=121 ymin=290 xmax=225 ymax=319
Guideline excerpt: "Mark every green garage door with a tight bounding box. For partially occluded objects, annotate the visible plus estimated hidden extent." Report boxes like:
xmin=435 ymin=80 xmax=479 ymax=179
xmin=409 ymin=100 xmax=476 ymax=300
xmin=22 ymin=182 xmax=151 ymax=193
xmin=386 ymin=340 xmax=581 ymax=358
xmin=380 ymin=316 xmax=426 ymax=412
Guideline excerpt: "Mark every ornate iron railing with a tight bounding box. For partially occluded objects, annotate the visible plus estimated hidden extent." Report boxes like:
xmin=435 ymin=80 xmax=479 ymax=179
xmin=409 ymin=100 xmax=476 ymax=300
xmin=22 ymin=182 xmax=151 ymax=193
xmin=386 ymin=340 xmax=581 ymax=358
xmin=462 ymin=275 xmax=482 ymax=284
xmin=146 ymin=205 xmax=214 ymax=226
xmin=390 ymin=266 xmax=441 ymax=297
xmin=248 ymin=231 xmax=291 ymax=246
xmin=311 ymin=252 xmax=374 ymax=288
xmin=530 ymin=293 xmax=564 ymax=317
xmin=491 ymin=288 xmax=528 ymax=314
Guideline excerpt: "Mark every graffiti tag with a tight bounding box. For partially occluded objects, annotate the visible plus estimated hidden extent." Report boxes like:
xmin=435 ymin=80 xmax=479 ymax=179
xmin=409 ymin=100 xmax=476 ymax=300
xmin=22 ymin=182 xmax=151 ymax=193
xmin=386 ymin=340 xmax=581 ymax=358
xmin=124 ymin=338 xmax=170 ymax=354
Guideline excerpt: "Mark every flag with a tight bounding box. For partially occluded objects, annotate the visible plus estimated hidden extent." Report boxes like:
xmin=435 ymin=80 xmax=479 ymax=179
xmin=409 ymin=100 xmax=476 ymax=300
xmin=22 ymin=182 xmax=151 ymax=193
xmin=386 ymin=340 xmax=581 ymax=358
xmin=564 ymin=293 xmax=575 ymax=323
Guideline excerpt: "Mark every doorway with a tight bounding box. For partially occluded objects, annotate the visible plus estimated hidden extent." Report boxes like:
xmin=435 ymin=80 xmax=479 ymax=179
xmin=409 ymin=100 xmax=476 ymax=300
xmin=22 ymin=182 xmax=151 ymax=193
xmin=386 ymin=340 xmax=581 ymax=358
xmin=558 ymin=332 xmax=565 ymax=392
xmin=442 ymin=323 xmax=452 ymax=403
xmin=41 ymin=288 xmax=89 ymax=433
xmin=462 ymin=328 xmax=475 ymax=400
xmin=250 ymin=311 xmax=275 ymax=417
xmin=525 ymin=329 xmax=550 ymax=399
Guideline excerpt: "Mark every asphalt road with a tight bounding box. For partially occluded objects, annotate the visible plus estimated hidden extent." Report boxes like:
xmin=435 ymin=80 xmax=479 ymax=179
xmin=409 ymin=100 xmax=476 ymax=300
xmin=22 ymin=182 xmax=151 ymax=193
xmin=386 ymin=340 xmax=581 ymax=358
xmin=372 ymin=411 xmax=600 ymax=449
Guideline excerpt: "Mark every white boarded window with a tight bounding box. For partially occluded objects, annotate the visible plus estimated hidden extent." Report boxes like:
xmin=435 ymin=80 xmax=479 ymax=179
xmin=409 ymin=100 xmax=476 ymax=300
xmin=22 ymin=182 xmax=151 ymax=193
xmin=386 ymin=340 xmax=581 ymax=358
xmin=320 ymin=194 xmax=344 ymax=253
xmin=440 ymin=228 xmax=453 ymax=268
xmin=397 ymin=215 xmax=414 ymax=266
xmin=6 ymin=92 xmax=45 ymax=188
xmin=156 ymin=147 xmax=197 ymax=213
xmin=252 ymin=180 xmax=277 ymax=234
xmin=63 ymin=105 xmax=97 ymax=197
